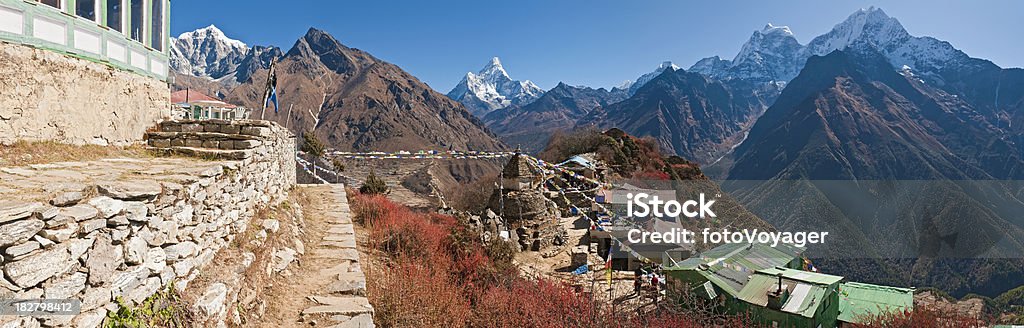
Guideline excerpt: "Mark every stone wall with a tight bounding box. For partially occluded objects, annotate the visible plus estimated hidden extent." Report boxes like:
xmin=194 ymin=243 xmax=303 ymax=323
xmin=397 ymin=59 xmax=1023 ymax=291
xmin=0 ymin=120 xmax=296 ymax=327
xmin=0 ymin=42 xmax=169 ymax=146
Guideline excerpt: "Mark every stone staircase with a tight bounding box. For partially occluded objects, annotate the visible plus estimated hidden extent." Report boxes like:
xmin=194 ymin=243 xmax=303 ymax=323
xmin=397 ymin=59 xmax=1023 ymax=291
xmin=145 ymin=119 xmax=285 ymax=160
xmin=298 ymin=184 xmax=375 ymax=327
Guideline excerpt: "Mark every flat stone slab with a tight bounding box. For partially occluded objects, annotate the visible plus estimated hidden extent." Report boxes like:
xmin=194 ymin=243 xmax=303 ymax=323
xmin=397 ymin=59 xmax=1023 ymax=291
xmin=326 ymin=272 xmax=366 ymax=295
xmin=302 ymin=296 xmax=373 ymax=316
xmin=320 ymin=240 xmax=357 ymax=249
xmin=0 ymin=201 xmax=42 ymax=224
xmin=319 ymin=262 xmax=354 ymax=277
xmin=326 ymin=225 xmax=355 ymax=235
xmin=97 ymin=181 xmax=163 ymax=200
xmin=312 ymin=248 xmax=360 ymax=261
xmin=327 ymin=313 xmax=374 ymax=328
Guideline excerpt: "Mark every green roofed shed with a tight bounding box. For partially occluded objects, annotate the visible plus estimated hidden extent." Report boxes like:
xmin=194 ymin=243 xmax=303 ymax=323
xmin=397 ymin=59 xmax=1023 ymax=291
xmin=837 ymin=282 xmax=914 ymax=325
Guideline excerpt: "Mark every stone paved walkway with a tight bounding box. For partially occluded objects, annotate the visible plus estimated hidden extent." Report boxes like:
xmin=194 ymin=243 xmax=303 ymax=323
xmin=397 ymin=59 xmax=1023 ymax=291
xmin=264 ymin=184 xmax=373 ymax=327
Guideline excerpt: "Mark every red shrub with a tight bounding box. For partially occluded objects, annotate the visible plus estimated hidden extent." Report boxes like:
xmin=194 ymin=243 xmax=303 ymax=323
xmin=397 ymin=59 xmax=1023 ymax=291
xmin=368 ymin=260 xmax=472 ymax=327
xmin=350 ymin=193 xmax=757 ymax=328
xmin=635 ymin=169 xmax=671 ymax=180
xmin=472 ymin=279 xmax=600 ymax=328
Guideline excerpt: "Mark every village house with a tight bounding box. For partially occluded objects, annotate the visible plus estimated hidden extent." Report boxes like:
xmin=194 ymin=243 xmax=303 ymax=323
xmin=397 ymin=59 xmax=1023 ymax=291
xmin=171 ymin=89 xmax=250 ymax=120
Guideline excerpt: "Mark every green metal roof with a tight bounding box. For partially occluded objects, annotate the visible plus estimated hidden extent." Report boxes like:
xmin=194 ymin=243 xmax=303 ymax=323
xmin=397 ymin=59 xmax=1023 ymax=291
xmin=757 ymin=267 xmax=844 ymax=286
xmin=665 ymin=242 xmax=805 ymax=295
xmin=735 ymin=268 xmax=841 ymax=318
xmin=837 ymin=282 xmax=914 ymax=324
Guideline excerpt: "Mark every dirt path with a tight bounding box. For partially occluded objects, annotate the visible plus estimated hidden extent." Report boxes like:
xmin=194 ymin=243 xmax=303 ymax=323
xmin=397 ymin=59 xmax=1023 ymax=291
xmin=259 ymin=184 xmax=374 ymax=327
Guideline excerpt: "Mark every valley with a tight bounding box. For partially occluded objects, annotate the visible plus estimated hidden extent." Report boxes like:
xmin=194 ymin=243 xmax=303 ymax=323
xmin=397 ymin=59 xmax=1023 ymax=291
xmin=165 ymin=4 xmax=1024 ymax=324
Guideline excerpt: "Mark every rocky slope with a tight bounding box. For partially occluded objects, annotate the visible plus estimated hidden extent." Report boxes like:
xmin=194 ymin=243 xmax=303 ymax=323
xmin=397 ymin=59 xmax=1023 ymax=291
xmin=579 ymin=67 xmax=775 ymax=164
xmin=482 ymin=83 xmax=627 ymax=153
xmin=227 ymin=28 xmax=505 ymax=152
xmin=720 ymin=47 xmax=1024 ymax=298
xmin=447 ymin=57 xmax=545 ymax=117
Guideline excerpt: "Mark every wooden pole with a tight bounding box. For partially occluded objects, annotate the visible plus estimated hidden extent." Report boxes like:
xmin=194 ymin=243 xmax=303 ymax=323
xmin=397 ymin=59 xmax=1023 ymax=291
xmin=285 ymin=104 xmax=294 ymax=129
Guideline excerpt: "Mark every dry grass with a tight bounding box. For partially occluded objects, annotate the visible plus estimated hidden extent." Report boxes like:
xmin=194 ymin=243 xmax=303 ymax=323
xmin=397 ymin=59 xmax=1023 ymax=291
xmin=0 ymin=140 xmax=153 ymax=167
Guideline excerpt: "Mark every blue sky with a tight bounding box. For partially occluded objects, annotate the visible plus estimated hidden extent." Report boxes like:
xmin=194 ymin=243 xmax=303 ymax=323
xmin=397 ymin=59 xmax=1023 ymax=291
xmin=171 ymin=0 xmax=1024 ymax=92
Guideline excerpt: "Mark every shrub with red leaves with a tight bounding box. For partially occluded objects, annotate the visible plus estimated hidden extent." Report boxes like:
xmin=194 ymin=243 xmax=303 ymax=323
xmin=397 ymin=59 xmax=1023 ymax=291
xmin=352 ymin=192 xmax=757 ymax=328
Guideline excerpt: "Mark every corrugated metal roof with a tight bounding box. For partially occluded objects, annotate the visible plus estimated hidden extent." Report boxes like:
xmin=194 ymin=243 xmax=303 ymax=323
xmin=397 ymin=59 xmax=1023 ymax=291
xmin=757 ymin=267 xmax=844 ymax=286
xmin=735 ymin=267 xmax=840 ymax=318
xmin=837 ymin=282 xmax=914 ymax=324
xmin=665 ymin=243 xmax=805 ymax=296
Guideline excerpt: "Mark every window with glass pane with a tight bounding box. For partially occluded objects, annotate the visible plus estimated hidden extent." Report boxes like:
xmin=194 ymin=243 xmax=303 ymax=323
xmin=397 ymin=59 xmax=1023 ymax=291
xmin=39 ymin=0 xmax=61 ymax=9
xmin=107 ymin=0 xmax=122 ymax=32
xmin=76 ymin=0 xmax=96 ymax=21
xmin=151 ymin=0 xmax=164 ymax=51
xmin=130 ymin=0 xmax=144 ymax=42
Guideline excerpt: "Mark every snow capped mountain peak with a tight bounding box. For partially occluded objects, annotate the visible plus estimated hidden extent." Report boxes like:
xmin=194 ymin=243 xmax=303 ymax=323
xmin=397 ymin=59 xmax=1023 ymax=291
xmin=487 ymin=56 xmax=503 ymax=67
xmin=688 ymin=7 xmax=970 ymax=85
xmin=177 ymin=24 xmax=247 ymax=49
xmin=170 ymin=25 xmax=250 ymax=80
xmin=624 ymin=61 xmax=682 ymax=95
xmin=760 ymin=23 xmax=793 ymax=36
xmin=688 ymin=22 xmax=804 ymax=83
xmin=447 ymin=57 xmax=544 ymax=116
xmin=805 ymin=6 xmax=967 ymax=74
xmin=806 ymin=6 xmax=907 ymax=56
xmin=475 ymin=56 xmax=512 ymax=84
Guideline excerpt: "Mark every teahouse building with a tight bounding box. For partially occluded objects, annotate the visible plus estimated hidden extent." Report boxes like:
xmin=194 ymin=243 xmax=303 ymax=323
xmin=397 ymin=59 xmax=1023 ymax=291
xmin=0 ymin=0 xmax=171 ymax=80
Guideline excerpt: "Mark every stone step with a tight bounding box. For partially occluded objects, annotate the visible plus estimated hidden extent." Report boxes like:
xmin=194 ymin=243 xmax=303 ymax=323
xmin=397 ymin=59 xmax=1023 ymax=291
xmin=146 ymin=132 xmax=263 ymax=151
xmin=326 ymin=313 xmax=374 ymax=328
xmin=145 ymin=146 xmax=253 ymax=160
xmin=147 ymin=131 xmax=263 ymax=141
xmin=310 ymin=248 xmax=360 ymax=261
xmin=302 ymin=296 xmax=373 ymax=316
xmin=326 ymin=272 xmax=366 ymax=295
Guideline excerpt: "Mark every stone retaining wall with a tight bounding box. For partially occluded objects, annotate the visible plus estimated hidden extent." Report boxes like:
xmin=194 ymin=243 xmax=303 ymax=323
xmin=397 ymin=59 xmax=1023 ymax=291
xmin=0 ymin=42 xmax=169 ymax=146
xmin=0 ymin=120 xmax=296 ymax=327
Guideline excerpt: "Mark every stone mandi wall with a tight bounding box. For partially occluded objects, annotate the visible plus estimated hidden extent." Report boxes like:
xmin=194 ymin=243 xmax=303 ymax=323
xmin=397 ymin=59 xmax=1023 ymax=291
xmin=0 ymin=120 xmax=295 ymax=327
xmin=0 ymin=42 xmax=169 ymax=146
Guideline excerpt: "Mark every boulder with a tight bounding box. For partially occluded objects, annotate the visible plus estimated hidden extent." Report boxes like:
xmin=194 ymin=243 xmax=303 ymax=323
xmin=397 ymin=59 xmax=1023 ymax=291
xmin=262 ymin=219 xmax=280 ymax=233
xmin=50 ymin=191 xmax=84 ymax=207
xmin=0 ymin=201 xmax=41 ymax=224
xmin=194 ymin=283 xmax=227 ymax=317
xmin=4 ymin=244 xmax=72 ymax=288
xmin=40 ymin=223 xmax=78 ymax=243
xmin=143 ymin=247 xmax=167 ymax=272
xmin=43 ymin=272 xmax=87 ymax=299
xmin=86 ymin=197 xmax=124 ymax=218
xmin=4 ymin=241 xmax=40 ymax=258
xmin=123 ymin=202 xmax=149 ymax=222
xmin=79 ymin=219 xmax=106 ymax=234
xmin=163 ymin=241 xmax=197 ymax=261
xmin=270 ymin=247 xmax=297 ymax=273
xmin=85 ymin=235 xmax=123 ymax=286
xmin=124 ymin=236 xmax=148 ymax=265
xmin=52 ymin=204 xmax=99 ymax=225
xmin=0 ymin=219 xmax=45 ymax=247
